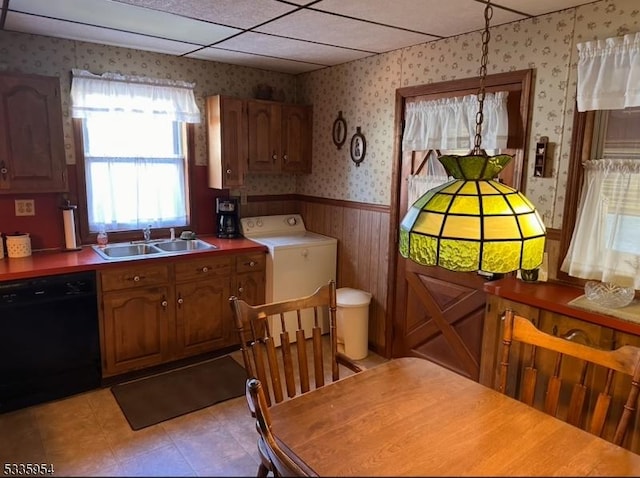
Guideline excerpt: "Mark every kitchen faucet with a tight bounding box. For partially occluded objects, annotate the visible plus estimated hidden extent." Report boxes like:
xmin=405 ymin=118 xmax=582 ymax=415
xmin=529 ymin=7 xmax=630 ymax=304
xmin=143 ymin=225 xmax=151 ymax=242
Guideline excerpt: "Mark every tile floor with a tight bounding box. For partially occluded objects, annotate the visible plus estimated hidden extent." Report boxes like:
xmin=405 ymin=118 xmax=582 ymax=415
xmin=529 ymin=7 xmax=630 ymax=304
xmin=0 ymin=346 xmax=387 ymax=477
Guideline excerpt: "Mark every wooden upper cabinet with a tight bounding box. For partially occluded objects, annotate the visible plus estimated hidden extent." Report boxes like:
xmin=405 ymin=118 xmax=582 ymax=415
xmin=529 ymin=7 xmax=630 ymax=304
xmin=207 ymin=95 xmax=246 ymax=189
xmin=247 ymin=99 xmax=312 ymax=174
xmin=207 ymin=95 xmax=313 ymax=187
xmin=281 ymin=104 xmax=312 ymax=174
xmin=0 ymin=72 xmax=67 ymax=193
xmin=247 ymin=100 xmax=281 ymax=173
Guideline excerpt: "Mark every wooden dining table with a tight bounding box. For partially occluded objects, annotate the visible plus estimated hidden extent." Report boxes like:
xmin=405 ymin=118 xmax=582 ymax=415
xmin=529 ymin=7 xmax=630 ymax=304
xmin=268 ymin=357 xmax=640 ymax=476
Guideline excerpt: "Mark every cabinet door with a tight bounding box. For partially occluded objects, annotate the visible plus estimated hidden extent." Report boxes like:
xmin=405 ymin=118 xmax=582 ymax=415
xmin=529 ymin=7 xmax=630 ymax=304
xmin=206 ymin=95 xmax=246 ymax=188
xmin=0 ymin=72 xmax=67 ymax=193
xmin=175 ymin=278 xmax=230 ymax=358
xmin=247 ymin=100 xmax=280 ymax=172
xmin=281 ymin=104 xmax=312 ymax=173
xmin=101 ymin=286 xmax=173 ymax=377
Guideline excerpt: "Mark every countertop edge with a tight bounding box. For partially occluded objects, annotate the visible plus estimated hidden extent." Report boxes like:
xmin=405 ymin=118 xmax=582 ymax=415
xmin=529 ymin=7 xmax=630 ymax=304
xmin=484 ymin=277 xmax=640 ymax=336
xmin=0 ymin=236 xmax=267 ymax=281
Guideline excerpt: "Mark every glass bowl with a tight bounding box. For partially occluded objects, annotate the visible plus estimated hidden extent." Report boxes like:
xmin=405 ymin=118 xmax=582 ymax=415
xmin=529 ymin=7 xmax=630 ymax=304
xmin=584 ymin=281 xmax=635 ymax=308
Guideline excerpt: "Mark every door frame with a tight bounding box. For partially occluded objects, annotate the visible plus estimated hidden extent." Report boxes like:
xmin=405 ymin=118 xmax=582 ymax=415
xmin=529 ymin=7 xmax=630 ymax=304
xmin=384 ymin=69 xmax=535 ymax=358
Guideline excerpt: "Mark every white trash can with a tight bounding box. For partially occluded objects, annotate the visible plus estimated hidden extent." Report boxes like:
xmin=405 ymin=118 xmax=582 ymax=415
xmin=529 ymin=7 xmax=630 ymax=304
xmin=336 ymin=288 xmax=372 ymax=360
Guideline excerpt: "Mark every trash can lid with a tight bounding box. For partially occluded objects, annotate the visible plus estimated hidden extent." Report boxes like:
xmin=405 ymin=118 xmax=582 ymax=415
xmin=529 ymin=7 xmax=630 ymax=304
xmin=336 ymin=288 xmax=372 ymax=307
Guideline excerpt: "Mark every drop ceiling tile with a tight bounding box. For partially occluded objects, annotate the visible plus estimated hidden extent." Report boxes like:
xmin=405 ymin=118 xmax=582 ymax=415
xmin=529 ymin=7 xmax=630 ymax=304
xmin=111 ymin=0 xmax=298 ymax=29
xmin=256 ymin=9 xmax=437 ymax=53
xmin=186 ymin=48 xmax=324 ymax=75
xmin=495 ymin=0 xmax=596 ymax=16
xmin=5 ymin=12 xmax=201 ymax=56
xmin=312 ymin=0 xmax=527 ymax=37
xmin=216 ymin=32 xmax=372 ymax=66
xmin=9 ymin=0 xmax=239 ymax=46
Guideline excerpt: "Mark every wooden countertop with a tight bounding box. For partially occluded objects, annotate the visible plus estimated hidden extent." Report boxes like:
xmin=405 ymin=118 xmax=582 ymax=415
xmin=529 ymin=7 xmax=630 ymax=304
xmin=0 ymin=236 xmax=266 ymax=281
xmin=484 ymin=277 xmax=640 ymax=335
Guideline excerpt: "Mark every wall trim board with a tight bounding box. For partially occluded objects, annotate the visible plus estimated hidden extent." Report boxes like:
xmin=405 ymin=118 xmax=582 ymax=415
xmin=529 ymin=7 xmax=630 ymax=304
xmin=245 ymin=193 xmax=390 ymax=213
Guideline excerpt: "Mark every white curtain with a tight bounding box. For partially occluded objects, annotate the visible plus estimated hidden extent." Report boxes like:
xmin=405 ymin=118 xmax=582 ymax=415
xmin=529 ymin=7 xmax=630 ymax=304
xmin=576 ymin=32 xmax=640 ymax=112
xmin=70 ymin=68 xmax=201 ymax=123
xmin=402 ymin=91 xmax=509 ymax=151
xmin=71 ymin=69 xmax=197 ymax=231
xmin=561 ymin=159 xmax=640 ymax=289
xmin=402 ymin=91 xmax=508 ymax=206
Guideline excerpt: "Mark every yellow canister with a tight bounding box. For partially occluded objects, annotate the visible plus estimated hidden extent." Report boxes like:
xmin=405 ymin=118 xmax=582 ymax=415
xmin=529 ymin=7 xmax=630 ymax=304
xmin=6 ymin=233 xmax=32 ymax=258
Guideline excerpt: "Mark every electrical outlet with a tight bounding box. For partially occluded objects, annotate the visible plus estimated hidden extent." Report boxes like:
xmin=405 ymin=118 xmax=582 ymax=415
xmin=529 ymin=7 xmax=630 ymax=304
xmin=15 ymin=199 xmax=35 ymax=216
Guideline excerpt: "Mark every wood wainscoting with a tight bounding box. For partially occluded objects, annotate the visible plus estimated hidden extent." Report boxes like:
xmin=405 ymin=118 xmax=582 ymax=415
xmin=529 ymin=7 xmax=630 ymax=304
xmin=241 ymin=194 xmax=391 ymax=357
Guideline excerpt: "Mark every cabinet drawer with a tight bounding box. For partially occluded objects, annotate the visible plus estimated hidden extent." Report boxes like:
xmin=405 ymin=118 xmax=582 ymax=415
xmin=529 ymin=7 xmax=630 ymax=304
xmin=235 ymin=253 xmax=266 ymax=273
xmin=100 ymin=264 xmax=170 ymax=291
xmin=175 ymin=256 xmax=232 ymax=282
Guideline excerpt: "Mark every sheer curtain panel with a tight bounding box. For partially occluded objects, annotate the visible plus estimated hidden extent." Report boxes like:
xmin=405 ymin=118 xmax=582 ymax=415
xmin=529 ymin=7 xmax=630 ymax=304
xmin=561 ymin=159 xmax=640 ymax=289
xmin=402 ymin=91 xmax=509 ymax=205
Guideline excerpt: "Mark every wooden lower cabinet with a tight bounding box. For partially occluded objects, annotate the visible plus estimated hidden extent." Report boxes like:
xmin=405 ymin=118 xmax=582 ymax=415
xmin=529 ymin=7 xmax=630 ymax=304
xmin=232 ymin=253 xmax=266 ymax=306
xmin=100 ymin=264 xmax=173 ymax=377
xmin=99 ymin=252 xmax=265 ymax=377
xmin=481 ymin=294 xmax=640 ymax=454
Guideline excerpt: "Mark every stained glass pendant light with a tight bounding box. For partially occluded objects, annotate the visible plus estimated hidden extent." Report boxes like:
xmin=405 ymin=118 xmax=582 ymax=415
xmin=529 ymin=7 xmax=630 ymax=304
xmin=399 ymin=0 xmax=546 ymax=274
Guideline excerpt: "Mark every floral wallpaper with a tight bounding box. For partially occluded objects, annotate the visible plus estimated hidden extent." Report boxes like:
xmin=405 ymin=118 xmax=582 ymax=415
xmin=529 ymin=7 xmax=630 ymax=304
xmin=299 ymin=0 xmax=639 ymax=229
xmin=1 ymin=0 xmax=638 ymax=228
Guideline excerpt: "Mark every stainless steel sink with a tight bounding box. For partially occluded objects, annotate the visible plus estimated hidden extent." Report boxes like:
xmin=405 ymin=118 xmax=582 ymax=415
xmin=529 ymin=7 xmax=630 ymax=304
xmin=154 ymin=239 xmax=216 ymax=252
xmin=92 ymin=238 xmax=216 ymax=260
xmin=92 ymin=243 xmax=163 ymax=259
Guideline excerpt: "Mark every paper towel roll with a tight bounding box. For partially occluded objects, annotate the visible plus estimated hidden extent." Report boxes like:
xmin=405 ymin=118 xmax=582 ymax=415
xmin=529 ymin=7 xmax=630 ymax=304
xmin=63 ymin=208 xmax=78 ymax=250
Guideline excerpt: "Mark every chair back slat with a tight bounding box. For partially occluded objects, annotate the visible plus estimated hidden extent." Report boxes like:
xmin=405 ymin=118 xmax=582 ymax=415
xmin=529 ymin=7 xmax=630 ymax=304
xmin=544 ymin=353 xmax=563 ymax=416
xmin=296 ymin=330 xmax=310 ymax=393
xmin=279 ymin=332 xmax=296 ymax=399
xmin=312 ymin=327 xmax=324 ymax=388
xmin=590 ymin=369 xmax=615 ymax=436
xmin=499 ymin=309 xmax=640 ymax=447
xmin=521 ymin=345 xmax=538 ymax=406
xmin=566 ymin=362 xmax=589 ymax=427
xmin=252 ymin=342 xmax=271 ymax=406
xmin=265 ymin=337 xmax=284 ymax=404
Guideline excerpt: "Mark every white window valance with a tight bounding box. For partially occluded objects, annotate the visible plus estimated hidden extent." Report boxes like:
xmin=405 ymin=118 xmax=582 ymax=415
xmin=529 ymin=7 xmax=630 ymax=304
xmin=402 ymin=91 xmax=509 ymax=152
xmin=70 ymin=69 xmax=201 ymax=123
xmin=576 ymin=32 xmax=640 ymax=112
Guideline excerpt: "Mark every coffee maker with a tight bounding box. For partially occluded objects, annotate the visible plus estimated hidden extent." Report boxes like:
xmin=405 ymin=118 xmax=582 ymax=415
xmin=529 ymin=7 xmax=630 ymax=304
xmin=216 ymin=198 xmax=240 ymax=238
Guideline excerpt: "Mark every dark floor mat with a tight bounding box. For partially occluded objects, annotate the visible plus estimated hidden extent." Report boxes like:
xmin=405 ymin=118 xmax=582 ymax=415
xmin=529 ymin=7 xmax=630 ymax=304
xmin=112 ymin=356 xmax=247 ymax=430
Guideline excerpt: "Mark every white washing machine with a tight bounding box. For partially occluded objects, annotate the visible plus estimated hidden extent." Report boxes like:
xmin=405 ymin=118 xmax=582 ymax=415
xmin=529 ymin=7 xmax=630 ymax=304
xmin=240 ymin=214 xmax=337 ymax=345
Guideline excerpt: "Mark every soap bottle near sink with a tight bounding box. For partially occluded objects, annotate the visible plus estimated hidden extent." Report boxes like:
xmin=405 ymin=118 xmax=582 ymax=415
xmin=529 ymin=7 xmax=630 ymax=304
xmin=96 ymin=225 xmax=108 ymax=247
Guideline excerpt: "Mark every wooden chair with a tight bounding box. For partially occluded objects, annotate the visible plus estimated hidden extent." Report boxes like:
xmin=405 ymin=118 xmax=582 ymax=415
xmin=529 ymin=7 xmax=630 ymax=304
xmin=498 ymin=309 xmax=640 ymax=446
xmin=231 ymin=280 xmax=362 ymax=477
xmin=245 ymin=378 xmax=315 ymax=477
xmin=230 ymin=280 xmax=362 ymax=407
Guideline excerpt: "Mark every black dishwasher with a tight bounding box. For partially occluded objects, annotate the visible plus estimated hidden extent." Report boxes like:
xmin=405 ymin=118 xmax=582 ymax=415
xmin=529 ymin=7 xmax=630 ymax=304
xmin=0 ymin=271 xmax=101 ymax=413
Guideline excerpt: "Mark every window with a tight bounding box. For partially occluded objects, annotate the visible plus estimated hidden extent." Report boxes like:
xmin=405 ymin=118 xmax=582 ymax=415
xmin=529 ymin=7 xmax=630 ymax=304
xmin=559 ymin=107 xmax=640 ymax=288
xmin=81 ymin=115 xmax=189 ymax=232
xmin=70 ymin=69 xmax=201 ymax=243
xmin=560 ymin=32 xmax=640 ymax=289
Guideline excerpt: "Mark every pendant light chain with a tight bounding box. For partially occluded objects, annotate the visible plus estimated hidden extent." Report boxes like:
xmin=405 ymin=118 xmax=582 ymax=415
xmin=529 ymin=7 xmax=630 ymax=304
xmin=473 ymin=1 xmax=493 ymax=154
